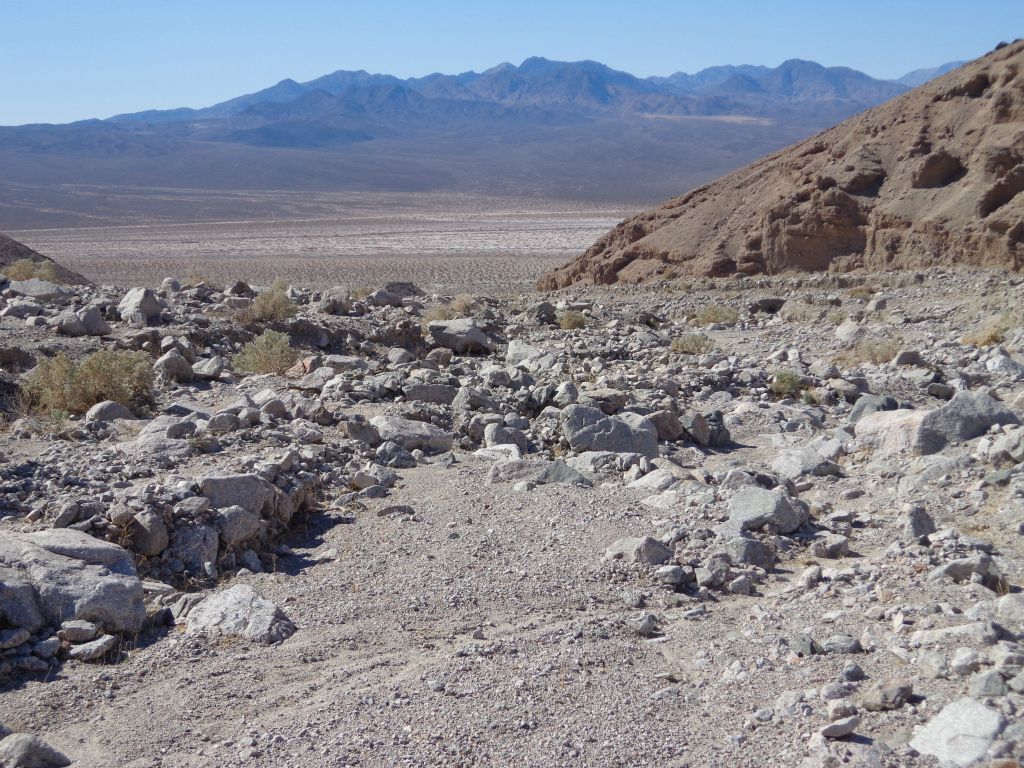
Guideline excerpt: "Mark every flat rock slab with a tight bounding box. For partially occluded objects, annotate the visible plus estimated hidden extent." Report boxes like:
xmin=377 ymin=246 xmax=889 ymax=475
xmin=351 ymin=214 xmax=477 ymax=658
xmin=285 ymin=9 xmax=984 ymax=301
xmin=909 ymin=697 xmax=1005 ymax=766
xmin=186 ymin=584 xmax=296 ymax=645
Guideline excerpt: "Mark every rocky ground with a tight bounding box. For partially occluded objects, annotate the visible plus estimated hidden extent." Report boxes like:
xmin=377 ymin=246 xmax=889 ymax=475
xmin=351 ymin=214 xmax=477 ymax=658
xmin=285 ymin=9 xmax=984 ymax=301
xmin=0 ymin=267 xmax=1023 ymax=767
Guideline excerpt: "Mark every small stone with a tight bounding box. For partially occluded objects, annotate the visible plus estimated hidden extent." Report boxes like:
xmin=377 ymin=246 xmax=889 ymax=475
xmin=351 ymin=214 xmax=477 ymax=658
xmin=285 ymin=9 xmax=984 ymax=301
xmin=862 ymin=679 xmax=912 ymax=711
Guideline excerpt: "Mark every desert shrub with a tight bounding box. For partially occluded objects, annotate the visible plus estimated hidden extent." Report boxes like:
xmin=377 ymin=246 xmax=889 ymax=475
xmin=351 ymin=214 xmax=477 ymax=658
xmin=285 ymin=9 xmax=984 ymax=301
xmin=23 ymin=350 xmax=153 ymax=416
xmin=769 ymin=370 xmax=803 ymax=398
xmin=239 ymin=286 xmax=296 ymax=323
xmin=4 ymin=258 xmax=60 ymax=283
xmin=962 ymin=314 xmax=1013 ymax=347
xmin=450 ymin=293 xmax=478 ymax=316
xmin=559 ymin=310 xmax=587 ymax=330
xmin=351 ymin=286 xmax=373 ymax=300
xmin=695 ymin=304 xmax=739 ymax=326
xmin=671 ymin=333 xmax=712 ymax=355
xmin=184 ymin=267 xmax=223 ymax=290
xmin=423 ymin=303 xmax=458 ymax=323
xmin=846 ymin=285 xmax=876 ymax=301
xmin=834 ymin=337 xmax=904 ymax=367
xmin=233 ymin=330 xmax=298 ymax=374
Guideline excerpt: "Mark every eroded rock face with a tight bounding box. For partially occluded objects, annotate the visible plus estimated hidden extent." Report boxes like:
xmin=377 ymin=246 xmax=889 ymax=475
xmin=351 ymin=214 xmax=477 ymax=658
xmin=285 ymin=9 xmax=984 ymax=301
xmin=539 ymin=42 xmax=1024 ymax=289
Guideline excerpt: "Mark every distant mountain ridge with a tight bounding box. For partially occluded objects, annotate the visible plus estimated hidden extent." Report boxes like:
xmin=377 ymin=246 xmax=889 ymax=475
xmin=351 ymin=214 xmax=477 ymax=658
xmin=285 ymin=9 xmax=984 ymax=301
xmin=894 ymin=61 xmax=969 ymax=87
xmin=0 ymin=55 xmax=969 ymax=225
xmin=102 ymin=56 xmax=910 ymax=125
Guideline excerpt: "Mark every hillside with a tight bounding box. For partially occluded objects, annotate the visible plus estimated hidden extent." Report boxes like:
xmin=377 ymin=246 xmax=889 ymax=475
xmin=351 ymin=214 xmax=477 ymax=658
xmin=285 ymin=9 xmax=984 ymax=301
xmin=0 ymin=233 xmax=90 ymax=285
xmin=538 ymin=42 xmax=1024 ymax=289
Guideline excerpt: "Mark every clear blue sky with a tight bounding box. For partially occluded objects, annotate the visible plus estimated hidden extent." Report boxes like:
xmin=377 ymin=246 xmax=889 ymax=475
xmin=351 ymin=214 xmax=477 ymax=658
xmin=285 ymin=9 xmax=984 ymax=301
xmin=2 ymin=0 xmax=1021 ymax=125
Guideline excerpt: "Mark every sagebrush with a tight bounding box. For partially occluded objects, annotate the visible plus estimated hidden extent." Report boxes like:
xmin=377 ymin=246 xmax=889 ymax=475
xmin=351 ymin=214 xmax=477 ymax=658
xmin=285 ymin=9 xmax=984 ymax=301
xmin=671 ymin=334 xmax=712 ymax=355
xmin=559 ymin=311 xmax=587 ymax=330
xmin=695 ymin=304 xmax=739 ymax=325
xmin=962 ymin=314 xmax=1014 ymax=347
xmin=769 ymin=370 xmax=803 ymax=398
xmin=4 ymin=258 xmax=60 ymax=283
xmin=24 ymin=350 xmax=153 ymax=416
xmin=233 ymin=330 xmax=298 ymax=374
xmin=239 ymin=286 xmax=296 ymax=323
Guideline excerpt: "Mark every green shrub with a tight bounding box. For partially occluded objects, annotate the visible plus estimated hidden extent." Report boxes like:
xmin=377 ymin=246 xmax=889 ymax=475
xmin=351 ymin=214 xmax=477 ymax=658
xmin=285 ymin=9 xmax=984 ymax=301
xmin=239 ymin=287 xmax=296 ymax=323
xmin=559 ymin=310 xmax=587 ymax=330
xmin=695 ymin=304 xmax=739 ymax=326
xmin=423 ymin=303 xmax=457 ymax=323
xmin=769 ymin=370 xmax=803 ymax=398
xmin=233 ymin=331 xmax=298 ymax=374
xmin=4 ymin=258 xmax=60 ymax=283
xmin=671 ymin=333 xmax=712 ymax=355
xmin=24 ymin=350 xmax=153 ymax=415
xmin=834 ymin=337 xmax=904 ymax=367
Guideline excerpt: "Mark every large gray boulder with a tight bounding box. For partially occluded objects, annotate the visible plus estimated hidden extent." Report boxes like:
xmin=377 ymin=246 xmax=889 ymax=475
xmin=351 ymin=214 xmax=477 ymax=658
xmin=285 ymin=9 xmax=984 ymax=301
xmin=916 ymin=390 xmax=1019 ymax=454
xmin=723 ymin=487 xmax=806 ymax=535
xmin=857 ymin=390 xmax=1019 ymax=456
xmin=0 ymin=529 xmax=145 ymax=634
xmin=560 ymin=405 xmax=659 ymax=459
xmin=909 ymin=697 xmax=1006 ymax=767
xmin=427 ymin=319 xmax=494 ymax=354
xmin=154 ymin=350 xmax=194 ymax=383
xmin=369 ymin=416 xmax=454 ymax=452
xmin=7 ymin=279 xmax=67 ymax=302
xmin=84 ymin=400 xmax=134 ymax=423
xmin=185 ymin=585 xmax=295 ymax=644
xmin=76 ymin=306 xmax=110 ymax=336
xmin=117 ymin=287 xmax=162 ymax=326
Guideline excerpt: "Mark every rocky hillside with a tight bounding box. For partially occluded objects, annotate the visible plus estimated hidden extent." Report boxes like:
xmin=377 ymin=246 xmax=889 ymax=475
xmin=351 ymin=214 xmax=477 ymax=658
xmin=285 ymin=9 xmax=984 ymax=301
xmin=0 ymin=234 xmax=89 ymax=286
xmin=538 ymin=41 xmax=1024 ymax=289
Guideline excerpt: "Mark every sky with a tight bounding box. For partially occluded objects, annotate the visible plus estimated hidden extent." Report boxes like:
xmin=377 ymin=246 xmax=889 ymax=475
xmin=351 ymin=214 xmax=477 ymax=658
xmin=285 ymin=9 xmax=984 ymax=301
xmin=2 ymin=0 xmax=1021 ymax=125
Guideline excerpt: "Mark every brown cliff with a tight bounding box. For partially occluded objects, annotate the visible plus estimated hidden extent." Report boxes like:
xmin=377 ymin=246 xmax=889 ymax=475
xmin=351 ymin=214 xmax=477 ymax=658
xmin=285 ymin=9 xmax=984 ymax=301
xmin=539 ymin=41 xmax=1024 ymax=289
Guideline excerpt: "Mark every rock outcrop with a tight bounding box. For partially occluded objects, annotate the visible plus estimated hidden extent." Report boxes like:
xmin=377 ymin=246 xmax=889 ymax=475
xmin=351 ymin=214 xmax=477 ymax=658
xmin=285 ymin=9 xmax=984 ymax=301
xmin=539 ymin=41 xmax=1024 ymax=288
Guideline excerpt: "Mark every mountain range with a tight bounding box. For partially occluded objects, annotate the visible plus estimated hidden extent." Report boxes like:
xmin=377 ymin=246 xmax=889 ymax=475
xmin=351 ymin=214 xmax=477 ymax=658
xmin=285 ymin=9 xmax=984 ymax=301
xmin=0 ymin=57 xmax=963 ymax=226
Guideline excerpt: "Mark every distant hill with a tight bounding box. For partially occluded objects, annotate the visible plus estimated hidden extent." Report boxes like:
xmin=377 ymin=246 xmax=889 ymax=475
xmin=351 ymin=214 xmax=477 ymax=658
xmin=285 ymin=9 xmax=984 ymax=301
xmin=0 ymin=57 xmax=917 ymax=225
xmin=538 ymin=44 xmax=1024 ymax=289
xmin=894 ymin=61 xmax=969 ymax=87
xmin=0 ymin=233 xmax=90 ymax=285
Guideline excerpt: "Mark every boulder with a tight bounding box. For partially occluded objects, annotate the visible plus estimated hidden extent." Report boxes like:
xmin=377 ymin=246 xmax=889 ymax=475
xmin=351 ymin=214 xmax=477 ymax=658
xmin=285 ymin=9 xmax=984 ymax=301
xmin=909 ymin=697 xmax=1005 ymax=767
xmin=154 ymin=350 xmax=194 ymax=383
xmin=84 ymin=400 xmax=134 ymax=423
xmin=0 ymin=529 xmax=145 ymax=634
xmin=560 ymin=405 xmax=658 ymax=459
xmin=127 ymin=510 xmax=169 ymax=556
xmin=605 ymin=537 xmax=673 ymax=566
xmin=117 ymin=287 xmax=162 ymax=325
xmin=427 ymin=319 xmax=494 ymax=354
xmin=0 ymin=734 xmax=71 ymax=768
xmin=724 ymin=487 xmax=806 ymax=535
xmin=199 ymin=473 xmax=281 ymax=519
xmin=916 ymin=389 xmax=1019 ymax=454
xmin=185 ymin=584 xmax=295 ymax=644
xmin=76 ymin=306 xmax=110 ymax=335
xmin=369 ymin=416 xmax=454 ymax=452
xmin=8 ymin=279 xmax=67 ymax=302
xmin=214 ymin=505 xmax=262 ymax=547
